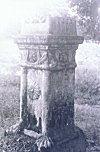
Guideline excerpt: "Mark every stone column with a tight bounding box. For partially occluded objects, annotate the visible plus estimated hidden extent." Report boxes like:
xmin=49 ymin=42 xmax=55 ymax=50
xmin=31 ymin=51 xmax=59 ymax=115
xmin=15 ymin=16 xmax=87 ymax=152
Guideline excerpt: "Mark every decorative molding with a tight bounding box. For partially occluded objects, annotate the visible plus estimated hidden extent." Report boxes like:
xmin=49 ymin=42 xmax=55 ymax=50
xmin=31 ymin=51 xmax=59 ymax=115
xmin=28 ymin=82 xmax=41 ymax=100
xmin=21 ymin=62 xmax=76 ymax=71
xmin=19 ymin=45 xmax=77 ymax=70
xmin=15 ymin=35 xmax=84 ymax=46
xmin=20 ymin=49 xmax=77 ymax=70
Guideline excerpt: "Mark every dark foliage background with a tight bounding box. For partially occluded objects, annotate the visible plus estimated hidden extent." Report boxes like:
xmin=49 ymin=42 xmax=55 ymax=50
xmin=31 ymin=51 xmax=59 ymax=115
xmin=68 ymin=0 xmax=100 ymax=41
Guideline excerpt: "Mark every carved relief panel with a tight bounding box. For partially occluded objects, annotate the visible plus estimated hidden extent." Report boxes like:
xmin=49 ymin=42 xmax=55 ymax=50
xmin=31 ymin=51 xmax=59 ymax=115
xmin=25 ymin=46 xmax=70 ymax=70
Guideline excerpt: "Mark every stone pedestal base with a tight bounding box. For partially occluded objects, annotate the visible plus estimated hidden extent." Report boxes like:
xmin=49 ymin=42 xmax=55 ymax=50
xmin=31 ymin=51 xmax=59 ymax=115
xmin=1 ymin=127 xmax=87 ymax=152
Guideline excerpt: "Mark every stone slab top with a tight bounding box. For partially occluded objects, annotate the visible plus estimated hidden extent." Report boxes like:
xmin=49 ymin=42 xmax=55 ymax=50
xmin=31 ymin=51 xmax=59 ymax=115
xmin=21 ymin=16 xmax=77 ymax=36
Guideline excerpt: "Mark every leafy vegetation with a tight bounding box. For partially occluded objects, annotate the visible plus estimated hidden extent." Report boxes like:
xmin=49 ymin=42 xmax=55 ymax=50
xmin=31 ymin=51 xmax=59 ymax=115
xmin=67 ymin=0 xmax=100 ymax=41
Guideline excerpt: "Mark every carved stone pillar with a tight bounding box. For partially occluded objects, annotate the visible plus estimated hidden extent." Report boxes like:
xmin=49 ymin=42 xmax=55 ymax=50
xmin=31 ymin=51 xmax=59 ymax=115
xmin=15 ymin=16 xmax=87 ymax=152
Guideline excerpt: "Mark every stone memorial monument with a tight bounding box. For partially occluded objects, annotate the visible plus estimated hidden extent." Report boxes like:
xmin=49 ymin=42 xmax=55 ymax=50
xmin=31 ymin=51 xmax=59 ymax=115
xmin=6 ymin=15 xmax=87 ymax=152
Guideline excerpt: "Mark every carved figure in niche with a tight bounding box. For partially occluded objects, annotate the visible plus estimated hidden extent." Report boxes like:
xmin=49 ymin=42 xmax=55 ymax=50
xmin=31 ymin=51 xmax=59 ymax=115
xmin=28 ymin=81 xmax=42 ymax=131
xmin=28 ymin=49 xmax=58 ymax=68
xmin=28 ymin=49 xmax=48 ymax=65
xmin=36 ymin=51 xmax=48 ymax=65
xmin=28 ymin=49 xmax=37 ymax=63
xmin=26 ymin=69 xmax=42 ymax=130
xmin=55 ymin=50 xmax=68 ymax=67
xmin=48 ymin=51 xmax=58 ymax=68
xmin=26 ymin=75 xmax=53 ymax=151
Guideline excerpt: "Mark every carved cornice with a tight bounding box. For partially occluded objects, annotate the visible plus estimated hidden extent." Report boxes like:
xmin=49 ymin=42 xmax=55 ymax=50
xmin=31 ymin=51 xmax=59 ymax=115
xmin=15 ymin=34 xmax=80 ymax=71
xmin=15 ymin=35 xmax=84 ymax=47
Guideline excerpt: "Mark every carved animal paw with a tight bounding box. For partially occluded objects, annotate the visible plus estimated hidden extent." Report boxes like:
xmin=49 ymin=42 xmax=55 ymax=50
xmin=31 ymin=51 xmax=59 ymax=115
xmin=35 ymin=135 xmax=53 ymax=151
xmin=4 ymin=121 xmax=24 ymax=136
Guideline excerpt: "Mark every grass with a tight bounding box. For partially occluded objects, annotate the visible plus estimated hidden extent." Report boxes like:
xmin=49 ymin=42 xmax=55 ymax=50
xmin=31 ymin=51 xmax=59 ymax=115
xmin=74 ymin=42 xmax=100 ymax=146
xmin=0 ymin=73 xmax=20 ymax=137
xmin=75 ymin=104 xmax=100 ymax=144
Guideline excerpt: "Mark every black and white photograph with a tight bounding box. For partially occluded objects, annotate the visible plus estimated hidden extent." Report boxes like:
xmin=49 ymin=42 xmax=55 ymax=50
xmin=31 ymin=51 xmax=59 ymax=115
xmin=0 ymin=0 xmax=99 ymax=151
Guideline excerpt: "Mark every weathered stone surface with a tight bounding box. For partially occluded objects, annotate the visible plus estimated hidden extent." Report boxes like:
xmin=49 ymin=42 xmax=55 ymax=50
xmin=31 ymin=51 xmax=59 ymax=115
xmin=19 ymin=43 xmax=77 ymax=141
xmin=21 ymin=17 xmax=77 ymax=36
xmin=8 ymin=16 xmax=87 ymax=151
